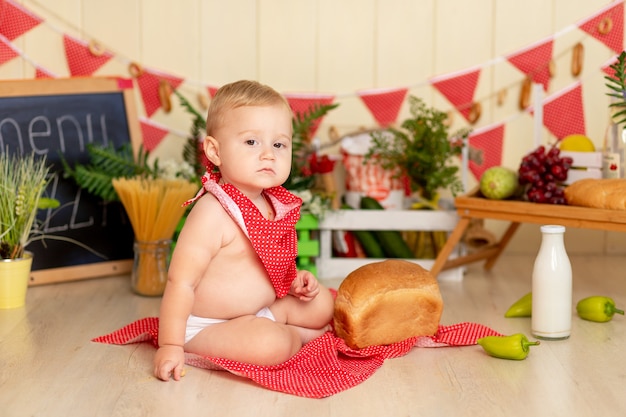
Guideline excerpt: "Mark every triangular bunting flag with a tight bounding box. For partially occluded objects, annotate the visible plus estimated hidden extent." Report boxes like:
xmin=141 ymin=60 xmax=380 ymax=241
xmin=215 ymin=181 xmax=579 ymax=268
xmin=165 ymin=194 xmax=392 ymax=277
xmin=0 ymin=0 xmax=42 ymax=40
xmin=207 ymin=85 xmax=219 ymax=98
xmin=601 ymin=55 xmax=619 ymax=79
xmin=466 ymin=124 xmax=505 ymax=180
xmin=285 ymin=94 xmax=335 ymax=139
xmin=135 ymin=69 xmax=184 ymax=117
xmin=63 ymin=35 xmax=113 ymax=76
xmin=536 ymin=82 xmax=586 ymax=140
xmin=357 ymin=87 xmax=408 ymax=127
xmin=430 ymin=68 xmax=481 ymax=121
xmin=34 ymin=65 xmax=56 ymax=79
xmin=577 ymin=0 xmax=624 ymax=54
xmin=506 ymin=37 xmax=554 ymax=91
xmin=140 ymin=118 xmax=169 ymax=151
xmin=0 ymin=35 xmax=18 ymax=65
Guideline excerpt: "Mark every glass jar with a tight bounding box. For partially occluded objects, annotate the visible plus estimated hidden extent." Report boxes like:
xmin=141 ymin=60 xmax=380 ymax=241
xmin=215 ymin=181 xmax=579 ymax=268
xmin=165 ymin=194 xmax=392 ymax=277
xmin=131 ymin=239 xmax=171 ymax=296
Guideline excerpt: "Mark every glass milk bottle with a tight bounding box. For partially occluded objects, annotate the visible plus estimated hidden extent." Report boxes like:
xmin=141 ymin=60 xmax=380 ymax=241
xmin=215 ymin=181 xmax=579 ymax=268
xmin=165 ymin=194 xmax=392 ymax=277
xmin=531 ymin=225 xmax=572 ymax=340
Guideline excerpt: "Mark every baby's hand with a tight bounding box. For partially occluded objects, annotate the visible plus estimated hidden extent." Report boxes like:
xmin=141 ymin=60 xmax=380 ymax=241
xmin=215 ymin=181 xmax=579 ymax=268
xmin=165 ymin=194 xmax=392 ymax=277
xmin=154 ymin=344 xmax=186 ymax=381
xmin=291 ymin=269 xmax=320 ymax=302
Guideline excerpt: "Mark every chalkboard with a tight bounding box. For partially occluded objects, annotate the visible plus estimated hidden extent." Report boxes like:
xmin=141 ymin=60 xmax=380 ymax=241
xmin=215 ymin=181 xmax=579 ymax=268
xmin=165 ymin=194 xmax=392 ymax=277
xmin=0 ymin=77 xmax=143 ymax=286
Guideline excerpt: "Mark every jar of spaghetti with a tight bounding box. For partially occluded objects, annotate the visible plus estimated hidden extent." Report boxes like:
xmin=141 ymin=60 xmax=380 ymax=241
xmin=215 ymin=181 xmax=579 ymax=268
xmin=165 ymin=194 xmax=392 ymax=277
xmin=131 ymin=239 xmax=172 ymax=296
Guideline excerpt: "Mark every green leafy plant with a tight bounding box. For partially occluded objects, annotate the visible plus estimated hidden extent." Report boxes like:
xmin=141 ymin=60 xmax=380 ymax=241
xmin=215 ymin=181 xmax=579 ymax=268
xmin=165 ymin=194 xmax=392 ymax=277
xmin=605 ymin=50 xmax=626 ymax=128
xmin=365 ymin=96 xmax=470 ymax=201
xmin=60 ymin=143 xmax=158 ymax=202
xmin=175 ymin=91 xmax=208 ymax=179
xmin=0 ymin=151 xmax=58 ymax=259
xmin=284 ymin=103 xmax=339 ymax=191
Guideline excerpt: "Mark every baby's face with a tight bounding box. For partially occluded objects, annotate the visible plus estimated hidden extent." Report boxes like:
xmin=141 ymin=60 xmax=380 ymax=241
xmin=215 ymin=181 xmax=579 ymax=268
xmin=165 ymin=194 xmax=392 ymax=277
xmin=211 ymin=103 xmax=293 ymax=195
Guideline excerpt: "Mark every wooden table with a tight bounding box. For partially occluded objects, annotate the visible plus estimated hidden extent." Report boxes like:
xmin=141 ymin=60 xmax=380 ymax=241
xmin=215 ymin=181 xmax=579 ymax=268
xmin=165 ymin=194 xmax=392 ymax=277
xmin=430 ymin=193 xmax=626 ymax=278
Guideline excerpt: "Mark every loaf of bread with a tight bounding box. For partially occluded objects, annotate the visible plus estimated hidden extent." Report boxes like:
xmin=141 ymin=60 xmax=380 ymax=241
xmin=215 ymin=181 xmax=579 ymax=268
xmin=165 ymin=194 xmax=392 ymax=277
xmin=333 ymin=259 xmax=443 ymax=349
xmin=564 ymin=178 xmax=626 ymax=210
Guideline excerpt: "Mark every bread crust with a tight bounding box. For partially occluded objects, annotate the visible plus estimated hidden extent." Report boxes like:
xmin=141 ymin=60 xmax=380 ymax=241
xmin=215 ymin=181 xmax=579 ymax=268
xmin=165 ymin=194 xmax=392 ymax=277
xmin=333 ymin=259 xmax=443 ymax=349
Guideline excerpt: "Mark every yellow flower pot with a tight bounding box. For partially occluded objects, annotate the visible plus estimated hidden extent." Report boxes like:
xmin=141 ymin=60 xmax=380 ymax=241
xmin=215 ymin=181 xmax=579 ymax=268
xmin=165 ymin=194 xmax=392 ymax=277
xmin=0 ymin=252 xmax=33 ymax=309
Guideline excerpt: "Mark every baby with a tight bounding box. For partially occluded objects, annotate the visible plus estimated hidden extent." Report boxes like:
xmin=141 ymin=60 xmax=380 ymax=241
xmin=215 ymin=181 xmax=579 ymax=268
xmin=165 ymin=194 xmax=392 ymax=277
xmin=154 ymin=80 xmax=335 ymax=381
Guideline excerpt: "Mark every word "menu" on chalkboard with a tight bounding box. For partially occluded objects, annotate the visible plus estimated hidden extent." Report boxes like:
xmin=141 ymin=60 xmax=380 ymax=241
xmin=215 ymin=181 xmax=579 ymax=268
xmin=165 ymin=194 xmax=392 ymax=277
xmin=0 ymin=77 xmax=143 ymax=285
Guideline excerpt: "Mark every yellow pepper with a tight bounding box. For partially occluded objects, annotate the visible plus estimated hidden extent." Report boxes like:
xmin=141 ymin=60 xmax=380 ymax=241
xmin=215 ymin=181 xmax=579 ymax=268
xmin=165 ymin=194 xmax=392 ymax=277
xmin=477 ymin=333 xmax=540 ymax=360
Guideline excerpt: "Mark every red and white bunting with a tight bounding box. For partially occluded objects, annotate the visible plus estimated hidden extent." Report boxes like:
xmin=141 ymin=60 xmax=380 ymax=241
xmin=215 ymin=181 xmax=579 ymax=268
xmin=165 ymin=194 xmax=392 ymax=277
xmin=466 ymin=124 xmax=505 ymax=180
xmin=506 ymin=37 xmax=554 ymax=91
xmin=207 ymin=85 xmax=219 ymax=98
xmin=357 ymin=87 xmax=408 ymax=127
xmin=63 ymin=35 xmax=113 ymax=76
xmin=284 ymin=94 xmax=335 ymax=139
xmin=538 ymin=82 xmax=586 ymax=140
xmin=0 ymin=34 xmax=18 ymax=65
xmin=430 ymin=67 xmax=481 ymax=121
xmin=139 ymin=117 xmax=169 ymax=151
xmin=0 ymin=0 xmax=42 ymax=41
xmin=34 ymin=65 xmax=56 ymax=79
xmin=135 ymin=68 xmax=185 ymax=117
xmin=577 ymin=0 xmax=624 ymax=54
xmin=601 ymin=55 xmax=619 ymax=78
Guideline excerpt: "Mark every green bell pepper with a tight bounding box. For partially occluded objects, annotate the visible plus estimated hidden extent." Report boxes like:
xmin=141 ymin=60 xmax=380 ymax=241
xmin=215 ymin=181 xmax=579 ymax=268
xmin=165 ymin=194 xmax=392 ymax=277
xmin=477 ymin=333 xmax=540 ymax=360
xmin=576 ymin=296 xmax=624 ymax=323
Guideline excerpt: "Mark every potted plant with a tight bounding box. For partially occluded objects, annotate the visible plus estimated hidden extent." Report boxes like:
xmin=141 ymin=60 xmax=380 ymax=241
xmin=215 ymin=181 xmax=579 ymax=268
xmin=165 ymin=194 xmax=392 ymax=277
xmin=364 ymin=95 xmax=471 ymax=258
xmin=365 ymin=95 xmax=470 ymax=204
xmin=0 ymin=151 xmax=56 ymax=308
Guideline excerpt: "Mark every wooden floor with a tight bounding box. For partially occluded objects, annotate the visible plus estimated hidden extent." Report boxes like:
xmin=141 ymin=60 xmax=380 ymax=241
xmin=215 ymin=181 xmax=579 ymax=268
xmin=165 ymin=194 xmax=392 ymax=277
xmin=1 ymin=254 xmax=625 ymax=417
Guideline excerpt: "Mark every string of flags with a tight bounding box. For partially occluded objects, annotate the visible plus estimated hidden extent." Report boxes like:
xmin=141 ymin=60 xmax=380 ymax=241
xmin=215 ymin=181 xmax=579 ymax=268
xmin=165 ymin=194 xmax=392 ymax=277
xmin=0 ymin=0 xmax=624 ymax=179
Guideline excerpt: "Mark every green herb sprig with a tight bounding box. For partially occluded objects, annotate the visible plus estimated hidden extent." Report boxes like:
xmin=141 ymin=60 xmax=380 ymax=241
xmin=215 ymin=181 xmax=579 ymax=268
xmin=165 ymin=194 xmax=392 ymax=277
xmin=605 ymin=50 xmax=626 ymax=128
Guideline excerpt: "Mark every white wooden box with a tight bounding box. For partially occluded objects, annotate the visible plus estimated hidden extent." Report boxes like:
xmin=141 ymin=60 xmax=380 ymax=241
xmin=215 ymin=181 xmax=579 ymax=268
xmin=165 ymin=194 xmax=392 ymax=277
xmin=560 ymin=150 xmax=603 ymax=185
xmin=316 ymin=209 xmax=464 ymax=282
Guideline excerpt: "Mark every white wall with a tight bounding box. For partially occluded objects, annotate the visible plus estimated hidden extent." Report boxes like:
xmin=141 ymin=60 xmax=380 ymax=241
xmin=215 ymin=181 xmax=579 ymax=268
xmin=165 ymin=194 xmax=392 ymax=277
xmin=3 ymin=0 xmax=625 ymax=254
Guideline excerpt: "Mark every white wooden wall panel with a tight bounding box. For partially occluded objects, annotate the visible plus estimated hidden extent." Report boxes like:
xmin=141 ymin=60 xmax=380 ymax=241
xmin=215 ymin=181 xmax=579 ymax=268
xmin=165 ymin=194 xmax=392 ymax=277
xmin=199 ymin=0 xmax=258 ymax=85
xmin=258 ymin=0 xmax=318 ymax=91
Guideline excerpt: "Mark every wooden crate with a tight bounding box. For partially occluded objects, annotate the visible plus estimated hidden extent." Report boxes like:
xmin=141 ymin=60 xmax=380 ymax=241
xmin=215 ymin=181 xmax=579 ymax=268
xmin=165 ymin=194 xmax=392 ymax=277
xmin=316 ymin=209 xmax=464 ymax=281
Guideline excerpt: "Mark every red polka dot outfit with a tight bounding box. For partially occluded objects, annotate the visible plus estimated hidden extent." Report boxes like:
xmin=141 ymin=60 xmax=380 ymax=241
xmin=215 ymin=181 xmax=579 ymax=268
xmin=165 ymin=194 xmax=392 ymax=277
xmin=185 ymin=169 xmax=302 ymax=298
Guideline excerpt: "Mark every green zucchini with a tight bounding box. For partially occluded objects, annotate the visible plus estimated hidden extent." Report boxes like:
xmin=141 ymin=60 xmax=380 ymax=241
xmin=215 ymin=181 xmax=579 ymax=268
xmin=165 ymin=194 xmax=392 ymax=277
xmin=341 ymin=204 xmax=385 ymax=258
xmin=359 ymin=197 xmax=414 ymax=259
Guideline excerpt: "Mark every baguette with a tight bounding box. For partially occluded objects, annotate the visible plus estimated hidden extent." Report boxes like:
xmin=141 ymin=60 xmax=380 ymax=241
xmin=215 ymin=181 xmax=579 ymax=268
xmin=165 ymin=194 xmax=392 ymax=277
xmin=565 ymin=178 xmax=626 ymax=210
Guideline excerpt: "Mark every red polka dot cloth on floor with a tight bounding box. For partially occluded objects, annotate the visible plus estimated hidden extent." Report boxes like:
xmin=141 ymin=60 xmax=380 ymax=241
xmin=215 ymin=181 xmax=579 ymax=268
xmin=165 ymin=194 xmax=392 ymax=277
xmin=184 ymin=168 xmax=302 ymax=298
xmin=92 ymin=318 xmax=501 ymax=398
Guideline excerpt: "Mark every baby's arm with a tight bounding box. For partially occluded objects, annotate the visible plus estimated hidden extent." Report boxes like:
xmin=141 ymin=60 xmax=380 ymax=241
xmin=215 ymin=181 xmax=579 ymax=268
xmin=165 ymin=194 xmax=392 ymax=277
xmin=153 ymin=196 xmax=223 ymax=381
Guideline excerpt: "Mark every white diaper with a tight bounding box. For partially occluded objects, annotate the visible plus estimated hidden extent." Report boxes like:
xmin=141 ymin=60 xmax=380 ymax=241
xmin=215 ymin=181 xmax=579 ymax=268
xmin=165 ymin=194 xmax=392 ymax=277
xmin=184 ymin=307 xmax=276 ymax=343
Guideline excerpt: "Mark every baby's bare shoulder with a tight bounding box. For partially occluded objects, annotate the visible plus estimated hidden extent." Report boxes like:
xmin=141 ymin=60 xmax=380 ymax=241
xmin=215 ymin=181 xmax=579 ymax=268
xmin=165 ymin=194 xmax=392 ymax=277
xmin=185 ymin=194 xmax=240 ymax=239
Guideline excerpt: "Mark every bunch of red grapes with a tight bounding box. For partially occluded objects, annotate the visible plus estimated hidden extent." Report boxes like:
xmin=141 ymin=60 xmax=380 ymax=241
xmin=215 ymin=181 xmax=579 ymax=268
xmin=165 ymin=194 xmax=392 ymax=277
xmin=518 ymin=145 xmax=573 ymax=205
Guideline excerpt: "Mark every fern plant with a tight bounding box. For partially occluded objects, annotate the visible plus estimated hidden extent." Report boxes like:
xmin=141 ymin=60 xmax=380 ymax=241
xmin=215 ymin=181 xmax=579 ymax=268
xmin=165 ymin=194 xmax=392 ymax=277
xmin=605 ymin=50 xmax=626 ymax=128
xmin=284 ymin=103 xmax=339 ymax=191
xmin=60 ymin=143 xmax=158 ymax=202
xmin=175 ymin=91 xmax=207 ymax=178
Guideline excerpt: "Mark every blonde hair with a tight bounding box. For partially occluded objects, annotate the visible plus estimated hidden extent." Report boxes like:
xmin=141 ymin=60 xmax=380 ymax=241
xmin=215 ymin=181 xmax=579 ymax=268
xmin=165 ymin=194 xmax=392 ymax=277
xmin=205 ymin=80 xmax=291 ymax=136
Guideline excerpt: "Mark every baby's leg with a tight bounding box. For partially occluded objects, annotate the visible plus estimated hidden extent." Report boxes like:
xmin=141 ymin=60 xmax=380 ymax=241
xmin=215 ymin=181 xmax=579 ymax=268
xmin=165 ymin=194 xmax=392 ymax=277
xmin=271 ymin=284 xmax=335 ymax=331
xmin=184 ymin=315 xmax=302 ymax=366
xmin=288 ymin=323 xmax=332 ymax=345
